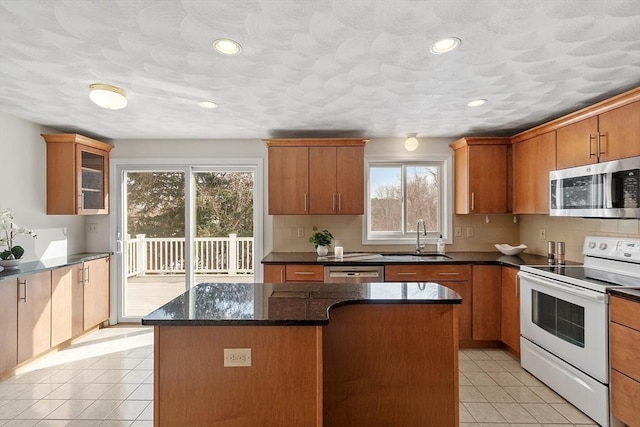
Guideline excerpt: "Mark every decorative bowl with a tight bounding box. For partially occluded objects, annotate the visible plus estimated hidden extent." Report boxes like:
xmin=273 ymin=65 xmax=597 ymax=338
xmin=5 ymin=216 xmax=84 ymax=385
xmin=494 ymin=244 xmax=527 ymax=256
xmin=0 ymin=258 xmax=22 ymax=270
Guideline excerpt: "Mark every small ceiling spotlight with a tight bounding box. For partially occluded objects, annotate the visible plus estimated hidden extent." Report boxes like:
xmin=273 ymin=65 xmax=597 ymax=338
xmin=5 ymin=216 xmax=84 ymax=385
xmin=404 ymin=133 xmax=419 ymax=151
xmin=430 ymin=37 xmax=461 ymax=55
xmin=198 ymin=101 xmax=218 ymax=109
xmin=89 ymin=84 xmax=127 ymax=110
xmin=213 ymin=38 xmax=242 ymax=55
xmin=467 ymin=99 xmax=487 ymax=107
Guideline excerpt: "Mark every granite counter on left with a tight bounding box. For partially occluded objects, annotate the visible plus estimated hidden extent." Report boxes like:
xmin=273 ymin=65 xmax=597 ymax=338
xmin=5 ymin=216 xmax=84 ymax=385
xmin=0 ymin=252 xmax=111 ymax=279
xmin=142 ymin=282 xmax=461 ymax=426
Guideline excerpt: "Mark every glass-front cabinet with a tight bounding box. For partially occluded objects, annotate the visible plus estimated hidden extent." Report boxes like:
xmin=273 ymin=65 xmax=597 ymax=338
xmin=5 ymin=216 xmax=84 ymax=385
xmin=42 ymin=133 xmax=113 ymax=215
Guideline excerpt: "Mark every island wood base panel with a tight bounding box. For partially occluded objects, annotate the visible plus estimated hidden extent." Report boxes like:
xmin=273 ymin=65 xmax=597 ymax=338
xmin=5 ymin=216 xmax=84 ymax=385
xmin=153 ymin=303 xmax=459 ymax=426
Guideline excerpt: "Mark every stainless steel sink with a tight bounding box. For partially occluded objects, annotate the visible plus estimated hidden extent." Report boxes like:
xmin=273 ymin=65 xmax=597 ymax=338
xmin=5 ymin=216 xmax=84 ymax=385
xmin=381 ymin=253 xmax=452 ymax=261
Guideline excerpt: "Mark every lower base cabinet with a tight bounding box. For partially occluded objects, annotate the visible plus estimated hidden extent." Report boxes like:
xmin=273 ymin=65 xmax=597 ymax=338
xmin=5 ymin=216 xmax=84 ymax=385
xmin=83 ymin=257 xmax=110 ymax=330
xmin=0 ymin=278 xmax=18 ymax=374
xmin=17 ymin=271 xmax=52 ymax=364
xmin=51 ymin=264 xmax=84 ymax=347
xmin=472 ymin=266 xmax=502 ymax=340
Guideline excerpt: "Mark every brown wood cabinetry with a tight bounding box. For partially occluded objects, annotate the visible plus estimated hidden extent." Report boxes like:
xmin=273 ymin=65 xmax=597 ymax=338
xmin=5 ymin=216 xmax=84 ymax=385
xmin=285 ymin=264 xmax=324 ymax=282
xmin=512 ymin=131 xmax=556 ymax=214
xmin=385 ymin=264 xmax=472 ymax=342
xmin=263 ymin=264 xmax=286 ymax=283
xmin=450 ymin=137 xmax=511 ymax=214
xmin=42 ymin=133 xmax=113 ymax=215
xmin=472 ymin=265 xmax=501 ymax=341
xmin=266 ymin=139 xmax=367 ymax=215
xmin=556 ymin=101 xmax=640 ymax=169
xmin=0 ymin=278 xmax=18 ymax=375
xmin=17 ymin=271 xmax=51 ymax=364
xmin=609 ymin=295 xmax=640 ymax=427
xmin=83 ymin=257 xmax=110 ymax=331
xmin=500 ymin=267 xmax=520 ymax=356
xmin=51 ymin=264 xmax=84 ymax=347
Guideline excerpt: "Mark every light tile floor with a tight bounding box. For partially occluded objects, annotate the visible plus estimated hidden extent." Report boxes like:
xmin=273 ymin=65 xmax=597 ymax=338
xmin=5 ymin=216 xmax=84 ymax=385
xmin=0 ymin=327 xmax=599 ymax=426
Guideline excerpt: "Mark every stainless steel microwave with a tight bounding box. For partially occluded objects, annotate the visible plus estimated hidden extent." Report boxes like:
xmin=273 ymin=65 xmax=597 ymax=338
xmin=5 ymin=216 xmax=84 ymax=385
xmin=549 ymin=156 xmax=640 ymax=218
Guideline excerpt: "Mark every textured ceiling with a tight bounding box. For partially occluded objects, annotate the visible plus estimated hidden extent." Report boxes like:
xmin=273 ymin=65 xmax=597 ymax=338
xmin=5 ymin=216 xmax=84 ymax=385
xmin=0 ymin=0 xmax=639 ymax=141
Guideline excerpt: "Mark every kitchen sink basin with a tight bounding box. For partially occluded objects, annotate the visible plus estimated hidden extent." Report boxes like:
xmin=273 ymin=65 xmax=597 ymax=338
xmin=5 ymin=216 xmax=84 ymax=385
xmin=381 ymin=253 xmax=452 ymax=261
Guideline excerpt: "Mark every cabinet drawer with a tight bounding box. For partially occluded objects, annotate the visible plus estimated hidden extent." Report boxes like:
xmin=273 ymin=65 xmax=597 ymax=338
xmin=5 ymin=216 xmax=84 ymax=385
xmin=611 ymin=369 xmax=640 ymax=427
xmin=285 ymin=264 xmax=324 ymax=282
xmin=610 ymin=296 xmax=640 ymax=331
xmin=610 ymin=322 xmax=640 ymax=382
xmin=385 ymin=264 xmax=470 ymax=282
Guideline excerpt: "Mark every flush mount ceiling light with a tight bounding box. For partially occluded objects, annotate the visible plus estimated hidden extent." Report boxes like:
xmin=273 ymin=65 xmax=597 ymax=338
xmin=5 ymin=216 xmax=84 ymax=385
xmin=89 ymin=84 xmax=127 ymax=110
xmin=404 ymin=133 xmax=419 ymax=151
xmin=467 ymin=99 xmax=487 ymax=107
xmin=430 ymin=37 xmax=461 ymax=54
xmin=213 ymin=38 xmax=242 ymax=55
xmin=198 ymin=101 xmax=218 ymax=109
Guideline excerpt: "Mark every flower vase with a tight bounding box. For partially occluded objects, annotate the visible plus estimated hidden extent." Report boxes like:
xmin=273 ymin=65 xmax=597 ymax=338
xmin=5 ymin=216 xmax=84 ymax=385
xmin=316 ymin=245 xmax=329 ymax=257
xmin=0 ymin=259 xmax=22 ymax=270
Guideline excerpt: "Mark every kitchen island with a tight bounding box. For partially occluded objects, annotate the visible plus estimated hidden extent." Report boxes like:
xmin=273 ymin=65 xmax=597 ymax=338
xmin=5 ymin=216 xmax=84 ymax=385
xmin=142 ymin=281 xmax=461 ymax=427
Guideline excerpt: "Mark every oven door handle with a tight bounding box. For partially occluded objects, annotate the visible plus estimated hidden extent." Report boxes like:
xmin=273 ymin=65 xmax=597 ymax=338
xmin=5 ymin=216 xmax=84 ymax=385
xmin=518 ymin=271 xmax=606 ymax=302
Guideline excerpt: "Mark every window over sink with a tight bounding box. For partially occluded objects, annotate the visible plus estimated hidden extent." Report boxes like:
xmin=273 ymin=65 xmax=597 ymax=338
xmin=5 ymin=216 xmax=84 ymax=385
xmin=363 ymin=155 xmax=452 ymax=245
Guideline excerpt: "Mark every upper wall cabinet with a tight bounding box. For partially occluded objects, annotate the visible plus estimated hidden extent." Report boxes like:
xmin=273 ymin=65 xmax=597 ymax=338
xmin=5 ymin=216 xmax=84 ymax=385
xmin=42 ymin=134 xmax=113 ymax=215
xmin=449 ymin=137 xmax=511 ymax=214
xmin=266 ymin=139 xmax=367 ymax=215
xmin=512 ymin=131 xmax=556 ymax=214
xmin=556 ymin=101 xmax=640 ymax=169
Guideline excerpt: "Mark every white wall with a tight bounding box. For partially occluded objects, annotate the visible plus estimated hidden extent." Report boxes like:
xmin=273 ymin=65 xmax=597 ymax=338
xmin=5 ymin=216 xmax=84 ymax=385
xmin=0 ymin=113 xmax=85 ymax=261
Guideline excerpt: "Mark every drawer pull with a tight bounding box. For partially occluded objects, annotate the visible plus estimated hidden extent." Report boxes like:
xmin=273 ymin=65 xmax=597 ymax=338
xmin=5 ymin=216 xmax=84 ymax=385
xmin=396 ymin=272 xmax=417 ymax=276
xmin=438 ymin=272 xmax=460 ymax=276
xmin=294 ymin=271 xmax=316 ymax=275
xmin=18 ymin=279 xmax=27 ymax=302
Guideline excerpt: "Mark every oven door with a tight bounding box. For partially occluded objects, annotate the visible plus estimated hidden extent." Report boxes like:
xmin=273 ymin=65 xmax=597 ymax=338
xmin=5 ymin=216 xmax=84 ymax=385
xmin=519 ymin=271 xmax=608 ymax=383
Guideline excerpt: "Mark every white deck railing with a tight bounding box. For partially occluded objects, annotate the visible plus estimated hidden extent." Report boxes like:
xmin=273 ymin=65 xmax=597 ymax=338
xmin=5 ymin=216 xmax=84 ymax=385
xmin=126 ymin=234 xmax=253 ymax=277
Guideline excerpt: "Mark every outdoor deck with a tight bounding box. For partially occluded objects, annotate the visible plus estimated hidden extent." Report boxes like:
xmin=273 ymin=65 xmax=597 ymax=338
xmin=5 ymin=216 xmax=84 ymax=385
xmin=126 ymin=274 xmax=254 ymax=318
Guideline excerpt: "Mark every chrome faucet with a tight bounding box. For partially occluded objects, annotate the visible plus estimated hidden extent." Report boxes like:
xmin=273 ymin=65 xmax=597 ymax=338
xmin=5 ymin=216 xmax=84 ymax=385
xmin=416 ymin=219 xmax=427 ymax=253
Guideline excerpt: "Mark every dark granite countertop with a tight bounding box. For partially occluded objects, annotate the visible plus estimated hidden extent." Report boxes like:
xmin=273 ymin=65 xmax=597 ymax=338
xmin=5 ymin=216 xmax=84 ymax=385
xmin=0 ymin=252 xmax=111 ymax=280
xmin=608 ymin=288 xmax=640 ymax=303
xmin=141 ymin=281 xmax=461 ymax=326
xmin=262 ymin=251 xmax=559 ymax=268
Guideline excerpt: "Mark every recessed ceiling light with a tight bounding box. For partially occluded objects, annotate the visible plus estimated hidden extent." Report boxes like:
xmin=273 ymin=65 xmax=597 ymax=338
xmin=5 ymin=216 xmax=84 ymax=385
xmin=467 ymin=99 xmax=487 ymax=107
xmin=430 ymin=37 xmax=461 ymax=55
xmin=198 ymin=101 xmax=218 ymax=109
xmin=89 ymin=83 xmax=127 ymax=110
xmin=212 ymin=38 xmax=241 ymax=55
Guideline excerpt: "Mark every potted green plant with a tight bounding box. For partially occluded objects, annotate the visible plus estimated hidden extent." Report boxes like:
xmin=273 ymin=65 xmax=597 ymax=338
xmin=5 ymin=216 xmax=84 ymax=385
xmin=309 ymin=226 xmax=333 ymax=256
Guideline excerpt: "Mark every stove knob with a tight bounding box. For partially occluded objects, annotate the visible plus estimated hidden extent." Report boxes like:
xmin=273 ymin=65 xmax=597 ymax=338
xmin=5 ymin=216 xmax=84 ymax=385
xmin=599 ymin=243 xmax=607 ymax=250
xmin=588 ymin=242 xmax=596 ymax=249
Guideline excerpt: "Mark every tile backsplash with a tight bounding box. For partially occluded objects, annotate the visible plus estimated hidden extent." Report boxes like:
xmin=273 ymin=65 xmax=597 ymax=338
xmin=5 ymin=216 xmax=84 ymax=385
xmin=270 ymin=214 xmax=639 ymax=263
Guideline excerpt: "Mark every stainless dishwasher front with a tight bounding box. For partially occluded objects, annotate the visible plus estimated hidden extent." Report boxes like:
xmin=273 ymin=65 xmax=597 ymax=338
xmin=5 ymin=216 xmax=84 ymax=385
xmin=323 ymin=265 xmax=385 ymax=283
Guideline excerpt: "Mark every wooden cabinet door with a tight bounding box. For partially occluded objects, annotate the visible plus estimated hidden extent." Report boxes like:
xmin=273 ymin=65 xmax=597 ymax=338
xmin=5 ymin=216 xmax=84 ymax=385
xmin=264 ymin=264 xmax=286 ymax=283
xmin=0 ymin=278 xmax=18 ymax=374
xmin=513 ymin=132 xmax=556 ymax=214
xmin=76 ymin=144 xmax=109 ymax=214
xmin=442 ymin=281 xmax=472 ymax=342
xmin=500 ymin=267 xmax=520 ymax=355
xmin=467 ymin=145 xmax=508 ymax=214
xmin=309 ymin=147 xmax=337 ymax=214
xmin=598 ymin=101 xmax=640 ymax=162
xmin=17 ymin=271 xmax=51 ymax=364
xmin=51 ymin=264 xmax=84 ymax=347
xmin=268 ymin=147 xmax=309 ymax=214
xmin=83 ymin=257 xmax=110 ymax=330
xmin=472 ymin=266 xmax=501 ymax=340
xmin=556 ymin=116 xmax=598 ymax=169
xmin=336 ymin=146 xmax=364 ymax=214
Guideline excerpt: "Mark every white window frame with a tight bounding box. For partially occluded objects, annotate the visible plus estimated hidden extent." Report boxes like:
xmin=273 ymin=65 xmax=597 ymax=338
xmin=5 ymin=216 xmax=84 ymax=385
xmin=362 ymin=154 xmax=453 ymax=245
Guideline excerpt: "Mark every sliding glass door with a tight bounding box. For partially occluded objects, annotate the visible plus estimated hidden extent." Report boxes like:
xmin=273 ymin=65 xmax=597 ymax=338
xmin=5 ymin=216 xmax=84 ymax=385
xmin=114 ymin=162 xmax=261 ymax=322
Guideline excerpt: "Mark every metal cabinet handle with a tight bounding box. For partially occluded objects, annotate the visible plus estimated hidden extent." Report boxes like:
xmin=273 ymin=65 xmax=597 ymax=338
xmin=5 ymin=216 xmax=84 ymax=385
xmin=396 ymin=272 xmax=417 ymax=276
xmin=304 ymin=193 xmax=308 ymax=213
xmin=338 ymin=193 xmax=342 ymax=212
xmin=597 ymin=131 xmax=605 ymax=157
xmin=18 ymin=279 xmax=27 ymax=302
xmin=438 ymin=272 xmax=460 ymax=276
xmin=332 ymin=193 xmax=336 ymax=212
xmin=280 ymin=269 xmax=284 ymax=283
xmin=588 ymin=134 xmax=597 ymax=158
xmin=471 ymin=192 xmax=475 ymax=211
xmin=516 ymin=274 xmax=520 ymax=297
xmin=294 ymin=271 xmax=316 ymax=275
